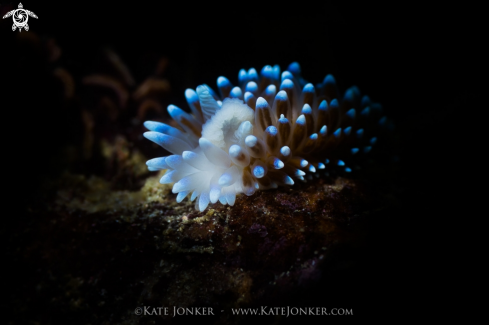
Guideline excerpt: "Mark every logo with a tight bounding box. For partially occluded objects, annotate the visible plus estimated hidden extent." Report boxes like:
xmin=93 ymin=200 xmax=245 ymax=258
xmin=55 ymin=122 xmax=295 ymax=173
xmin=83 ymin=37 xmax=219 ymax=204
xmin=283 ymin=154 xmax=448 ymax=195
xmin=2 ymin=3 xmax=38 ymax=32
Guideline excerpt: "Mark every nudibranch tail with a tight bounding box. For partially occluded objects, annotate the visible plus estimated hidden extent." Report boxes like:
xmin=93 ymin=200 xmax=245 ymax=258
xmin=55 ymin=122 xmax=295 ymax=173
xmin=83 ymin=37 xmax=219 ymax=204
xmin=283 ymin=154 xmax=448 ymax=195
xmin=144 ymin=62 xmax=393 ymax=211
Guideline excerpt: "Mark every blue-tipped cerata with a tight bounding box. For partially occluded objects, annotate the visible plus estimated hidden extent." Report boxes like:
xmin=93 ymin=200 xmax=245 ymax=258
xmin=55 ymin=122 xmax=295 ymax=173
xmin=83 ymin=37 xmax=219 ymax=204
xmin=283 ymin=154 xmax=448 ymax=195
xmin=244 ymin=92 xmax=254 ymax=103
xmin=253 ymin=166 xmax=265 ymax=178
xmin=346 ymin=109 xmax=356 ymax=119
xmin=238 ymin=69 xmax=247 ymax=83
xmin=281 ymin=71 xmax=294 ymax=82
xmin=273 ymin=158 xmax=284 ymax=169
xmin=230 ymin=87 xmax=243 ymax=99
xmin=256 ymin=97 xmax=269 ymax=109
xmin=287 ymin=62 xmax=301 ymax=76
xmin=265 ymin=126 xmax=278 ymax=136
xmin=303 ymin=83 xmax=315 ymax=93
xmin=261 ymin=65 xmax=274 ymax=79
xmin=344 ymin=88 xmax=355 ymax=101
xmin=318 ymin=100 xmax=328 ymax=111
xmin=361 ymin=107 xmax=370 ymax=116
xmin=245 ymin=81 xmax=258 ymax=94
xmin=278 ymin=115 xmax=289 ymax=124
xmin=361 ymin=95 xmax=371 ymax=107
xmin=217 ymin=76 xmax=231 ymax=89
xmin=265 ymin=84 xmax=276 ymax=96
xmin=280 ymin=146 xmax=291 ymax=157
xmin=319 ymin=125 xmax=327 ymax=136
xmin=296 ymin=115 xmax=306 ymax=125
xmin=330 ymin=99 xmax=339 ymax=109
xmin=280 ymin=79 xmax=294 ymax=90
xmin=247 ymin=68 xmax=258 ymax=82
xmin=323 ymin=74 xmax=336 ymax=85
xmin=302 ymin=104 xmax=312 ymax=115
xmin=142 ymin=62 xmax=392 ymax=211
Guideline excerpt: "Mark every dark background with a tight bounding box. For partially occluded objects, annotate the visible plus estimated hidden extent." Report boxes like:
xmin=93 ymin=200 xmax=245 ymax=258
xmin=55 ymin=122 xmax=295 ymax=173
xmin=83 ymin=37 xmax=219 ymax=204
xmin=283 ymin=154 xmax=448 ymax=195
xmin=1 ymin=0 xmax=480 ymax=321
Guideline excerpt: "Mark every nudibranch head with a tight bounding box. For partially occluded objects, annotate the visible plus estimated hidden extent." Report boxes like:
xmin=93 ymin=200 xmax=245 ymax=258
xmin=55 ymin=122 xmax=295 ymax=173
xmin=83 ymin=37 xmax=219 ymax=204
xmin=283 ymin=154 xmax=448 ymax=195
xmin=143 ymin=62 xmax=392 ymax=211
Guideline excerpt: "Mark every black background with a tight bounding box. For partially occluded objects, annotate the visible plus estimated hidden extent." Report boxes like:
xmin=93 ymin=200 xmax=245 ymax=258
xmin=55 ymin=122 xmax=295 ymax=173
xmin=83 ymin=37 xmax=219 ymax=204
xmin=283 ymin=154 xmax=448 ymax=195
xmin=1 ymin=0 xmax=480 ymax=321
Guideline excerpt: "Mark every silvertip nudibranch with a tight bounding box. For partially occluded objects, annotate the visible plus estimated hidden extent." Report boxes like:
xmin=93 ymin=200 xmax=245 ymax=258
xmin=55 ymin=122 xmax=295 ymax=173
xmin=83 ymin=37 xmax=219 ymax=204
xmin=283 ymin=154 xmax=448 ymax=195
xmin=143 ymin=62 xmax=392 ymax=211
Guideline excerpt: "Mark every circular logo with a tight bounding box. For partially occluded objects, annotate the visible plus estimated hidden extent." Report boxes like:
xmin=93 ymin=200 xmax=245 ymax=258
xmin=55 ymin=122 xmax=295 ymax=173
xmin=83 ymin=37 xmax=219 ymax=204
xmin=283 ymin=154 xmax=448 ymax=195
xmin=2 ymin=3 xmax=38 ymax=32
xmin=13 ymin=9 xmax=28 ymax=28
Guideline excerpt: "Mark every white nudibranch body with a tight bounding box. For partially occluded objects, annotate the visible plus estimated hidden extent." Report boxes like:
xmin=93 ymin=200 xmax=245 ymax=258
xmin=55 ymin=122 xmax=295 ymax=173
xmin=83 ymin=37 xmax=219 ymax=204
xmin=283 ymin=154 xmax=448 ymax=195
xmin=143 ymin=62 xmax=391 ymax=211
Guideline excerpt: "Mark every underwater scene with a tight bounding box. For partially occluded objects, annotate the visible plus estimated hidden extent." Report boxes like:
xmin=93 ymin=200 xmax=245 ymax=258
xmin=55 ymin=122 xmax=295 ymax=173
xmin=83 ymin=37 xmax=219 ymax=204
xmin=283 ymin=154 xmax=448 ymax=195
xmin=3 ymin=2 xmax=473 ymax=324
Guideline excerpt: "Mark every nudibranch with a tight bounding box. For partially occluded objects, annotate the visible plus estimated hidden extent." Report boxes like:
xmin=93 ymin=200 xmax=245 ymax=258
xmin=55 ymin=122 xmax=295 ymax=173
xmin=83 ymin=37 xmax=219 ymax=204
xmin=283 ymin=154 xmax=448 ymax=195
xmin=143 ymin=62 xmax=391 ymax=211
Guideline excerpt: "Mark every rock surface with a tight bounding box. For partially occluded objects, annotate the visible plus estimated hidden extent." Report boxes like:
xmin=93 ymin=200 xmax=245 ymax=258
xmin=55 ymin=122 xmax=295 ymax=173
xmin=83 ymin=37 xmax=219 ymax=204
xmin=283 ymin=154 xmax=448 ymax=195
xmin=10 ymin=152 xmax=397 ymax=323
